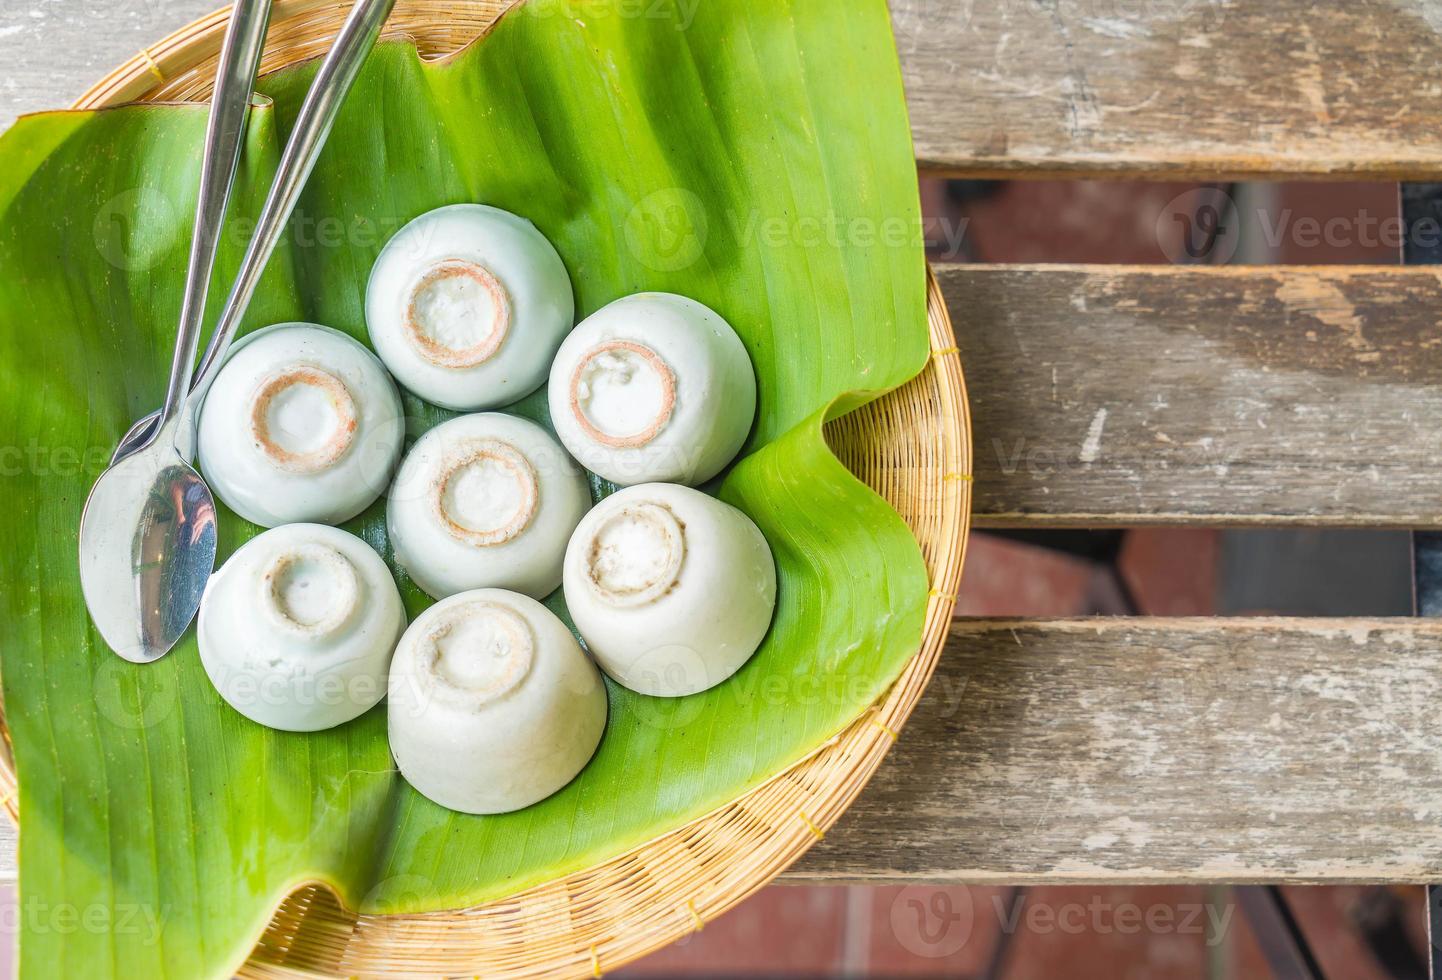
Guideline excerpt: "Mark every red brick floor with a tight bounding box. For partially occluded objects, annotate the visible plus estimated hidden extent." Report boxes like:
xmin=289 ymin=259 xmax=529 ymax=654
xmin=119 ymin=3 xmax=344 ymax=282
xmin=928 ymin=180 xmax=1207 ymax=265
xmin=618 ymin=887 xmax=854 ymax=976
xmin=954 ymin=534 xmax=1095 ymax=617
xmin=1119 ymin=529 xmax=1219 ymax=617
xmin=1224 ymin=887 xmax=1427 ymax=980
xmin=616 ymin=882 xmax=1428 ymax=977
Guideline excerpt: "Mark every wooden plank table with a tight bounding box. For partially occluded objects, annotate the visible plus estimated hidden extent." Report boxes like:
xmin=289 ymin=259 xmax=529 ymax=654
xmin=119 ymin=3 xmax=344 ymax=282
xmin=3 ymin=0 xmax=1441 ymax=895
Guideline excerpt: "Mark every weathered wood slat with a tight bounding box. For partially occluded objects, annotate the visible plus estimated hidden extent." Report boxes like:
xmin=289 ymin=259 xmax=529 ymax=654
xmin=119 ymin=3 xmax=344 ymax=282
xmin=1 ymin=617 xmax=1433 ymax=885
xmin=898 ymin=0 xmax=1442 ymax=178
xmin=789 ymin=618 xmax=1442 ymax=885
xmin=5 ymin=1 xmax=1442 ymax=180
xmin=941 ymin=264 xmax=1442 ymax=528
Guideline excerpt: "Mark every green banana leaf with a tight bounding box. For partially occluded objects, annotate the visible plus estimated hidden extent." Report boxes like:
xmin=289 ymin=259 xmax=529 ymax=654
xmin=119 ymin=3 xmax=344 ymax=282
xmin=0 ymin=0 xmax=929 ymax=975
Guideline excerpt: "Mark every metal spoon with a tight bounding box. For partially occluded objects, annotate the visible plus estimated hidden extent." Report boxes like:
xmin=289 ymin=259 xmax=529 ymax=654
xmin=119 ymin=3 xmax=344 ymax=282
xmin=79 ymin=0 xmax=397 ymax=663
xmin=77 ymin=0 xmax=269 ymax=663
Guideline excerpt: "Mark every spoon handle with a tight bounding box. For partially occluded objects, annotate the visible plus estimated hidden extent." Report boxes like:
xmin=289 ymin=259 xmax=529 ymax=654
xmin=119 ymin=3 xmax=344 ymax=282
xmin=171 ymin=0 xmax=397 ymax=459
xmin=137 ymin=0 xmax=271 ymax=453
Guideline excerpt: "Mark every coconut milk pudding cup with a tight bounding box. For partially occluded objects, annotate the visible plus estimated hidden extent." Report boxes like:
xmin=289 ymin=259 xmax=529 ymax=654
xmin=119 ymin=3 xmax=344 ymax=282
xmin=549 ymin=293 xmax=756 ymax=487
xmin=198 ymin=523 xmax=406 ymax=732
xmin=387 ymin=412 xmax=591 ymax=600
xmin=196 ymin=322 xmax=405 ymax=527
xmin=563 ymin=483 xmax=776 ymax=697
xmin=365 ymin=204 xmax=575 ymax=411
xmin=387 ymin=589 xmax=607 ymax=814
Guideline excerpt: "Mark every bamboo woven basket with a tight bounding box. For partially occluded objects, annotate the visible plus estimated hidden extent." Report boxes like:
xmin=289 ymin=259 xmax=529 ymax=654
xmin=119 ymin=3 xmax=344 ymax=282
xmin=0 ymin=2 xmax=973 ymax=976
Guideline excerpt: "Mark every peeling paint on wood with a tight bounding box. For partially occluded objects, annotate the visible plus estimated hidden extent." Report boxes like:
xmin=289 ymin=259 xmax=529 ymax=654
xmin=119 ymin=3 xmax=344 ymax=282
xmin=789 ymin=618 xmax=1442 ymax=885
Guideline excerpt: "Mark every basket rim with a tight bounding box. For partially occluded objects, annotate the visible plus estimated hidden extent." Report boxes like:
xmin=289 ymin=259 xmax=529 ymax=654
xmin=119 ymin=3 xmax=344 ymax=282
xmin=0 ymin=3 xmax=974 ymax=976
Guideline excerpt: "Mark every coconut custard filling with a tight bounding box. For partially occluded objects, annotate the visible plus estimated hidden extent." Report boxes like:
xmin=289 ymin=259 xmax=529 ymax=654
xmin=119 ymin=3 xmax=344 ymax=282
xmin=432 ymin=439 xmax=539 ymax=548
xmin=259 ymin=543 xmax=362 ymax=639
xmin=404 ymin=259 xmax=512 ymax=369
xmin=248 ymin=366 xmax=359 ymax=474
xmin=569 ymin=340 xmax=676 ymax=449
xmin=415 ymin=601 xmax=535 ymax=709
xmin=585 ymin=502 xmax=686 ymax=608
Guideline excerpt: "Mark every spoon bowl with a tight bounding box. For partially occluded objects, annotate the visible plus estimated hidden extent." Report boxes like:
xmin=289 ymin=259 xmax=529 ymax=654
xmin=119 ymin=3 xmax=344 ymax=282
xmin=79 ymin=434 xmax=217 ymax=662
